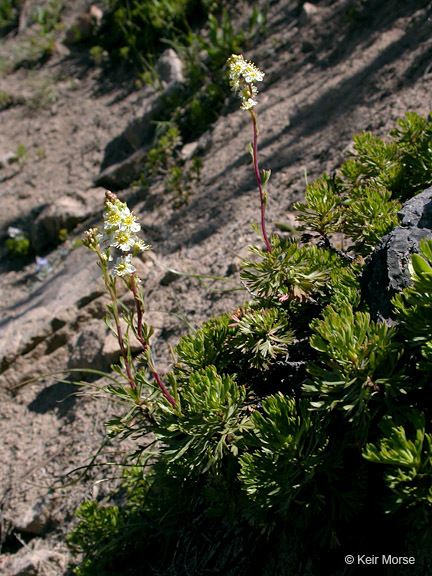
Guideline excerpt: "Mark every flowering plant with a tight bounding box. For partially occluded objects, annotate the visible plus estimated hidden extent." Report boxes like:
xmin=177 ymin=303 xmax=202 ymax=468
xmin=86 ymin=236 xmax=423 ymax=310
xmin=70 ymin=88 xmax=432 ymax=575
xmin=227 ymin=54 xmax=272 ymax=252
xmin=83 ymin=190 xmax=177 ymax=409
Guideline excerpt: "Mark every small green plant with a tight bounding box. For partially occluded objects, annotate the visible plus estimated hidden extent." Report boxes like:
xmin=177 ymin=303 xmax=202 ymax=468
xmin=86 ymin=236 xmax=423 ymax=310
xmin=155 ymin=365 xmax=251 ymax=476
xmin=32 ymin=0 xmax=63 ymax=36
xmin=12 ymin=35 xmax=57 ymax=70
xmin=27 ymin=77 xmax=58 ymax=109
xmin=393 ymin=238 xmax=432 ymax=375
xmin=0 ymin=91 xmax=8 ymax=109
xmin=164 ymin=164 xmax=183 ymax=193
xmin=89 ymin=45 xmax=108 ymax=66
xmin=5 ymin=227 xmax=31 ymax=257
xmin=35 ymin=148 xmax=46 ymax=161
xmin=58 ymin=228 xmax=68 ymax=242
xmin=162 ymin=158 xmax=203 ymax=205
xmin=0 ymin=0 xmax=19 ymax=37
xmin=190 ymin=156 xmax=202 ymax=181
xmin=238 ymin=394 xmax=341 ymax=530
xmin=363 ymin=410 xmax=432 ymax=535
xmin=230 ymin=305 xmax=294 ymax=369
xmin=15 ymin=144 xmax=29 ymax=165
xmin=0 ymin=91 xmax=25 ymax=112
xmin=95 ymin=0 xmax=206 ymax=65
xmin=199 ymin=7 xmax=264 ymax=70
xmin=240 ymin=236 xmax=330 ymax=301
xmin=146 ymin=123 xmax=182 ymax=176
xmin=304 ymin=304 xmax=406 ymax=433
xmin=145 ymin=123 xmax=201 ymax=204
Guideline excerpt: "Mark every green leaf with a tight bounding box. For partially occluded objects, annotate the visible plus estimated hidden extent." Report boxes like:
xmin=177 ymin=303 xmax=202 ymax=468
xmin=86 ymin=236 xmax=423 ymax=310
xmin=410 ymin=252 xmax=432 ymax=277
xmin=261 ymin=168 xmax=271 ymax=189
xmin=248 ymin=142 xmax=254 ymax=161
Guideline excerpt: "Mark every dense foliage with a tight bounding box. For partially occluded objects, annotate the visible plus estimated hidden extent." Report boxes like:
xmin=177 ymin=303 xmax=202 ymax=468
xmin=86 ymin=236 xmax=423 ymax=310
xmin=69 ymin=111 xmax=432 ymax=575
xmin=0 ymin=0 xmax=20 ymax=37
xmin=96 ymin=0 xmax=213 ymax=63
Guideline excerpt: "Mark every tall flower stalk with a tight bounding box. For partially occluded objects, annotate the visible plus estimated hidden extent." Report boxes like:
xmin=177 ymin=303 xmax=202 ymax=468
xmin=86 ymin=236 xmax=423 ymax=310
xmin=227 ymin=54 xmax=272 ymax=252
xmin=83 ymin=191 xmax=177 ymax=409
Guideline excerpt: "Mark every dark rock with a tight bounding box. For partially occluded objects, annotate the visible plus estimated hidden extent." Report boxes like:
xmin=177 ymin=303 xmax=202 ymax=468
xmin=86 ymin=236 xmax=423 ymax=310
xmin=13 ymin=497 xmax=51 ymax=535
xmin=30 ymin=192 xmax=100 ymax=252
xmin=0 ymin=151 xmax=18 ymax=168
xmin=160 ymin=269 xmax=179 ymax=286
xmin=398 ymin=188 xmax=432 ymax=227
xmin=361 ymin=187 xmax=432 ymax=321
xmin=123 ymin=95 xmax=162 ymax=151
xmin=94 ymin=146 xmax=149 ymax=190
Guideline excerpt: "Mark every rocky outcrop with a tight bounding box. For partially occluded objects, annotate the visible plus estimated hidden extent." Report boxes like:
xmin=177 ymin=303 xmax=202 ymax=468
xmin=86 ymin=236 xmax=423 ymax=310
xmin=361 ymin=187 xmax=432 ymax=321
xmin=0 ymin=151 xmax=19 ymax=168
xmin=94 ymin=146 xmax=150 ymax=190
xmin=156 ymin=48 xmax=185 ymax=93
xmin=30 ymin=189 xmax=105 ymax=252
xmin=299 ymin=2 xmax=321 ymax=25
xmin=13 ymin=496 xmax=52 ymax=536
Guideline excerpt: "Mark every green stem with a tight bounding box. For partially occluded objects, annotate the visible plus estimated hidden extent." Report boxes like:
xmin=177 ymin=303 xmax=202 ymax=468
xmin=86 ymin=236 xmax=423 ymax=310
xmin=100 ymin=254 xmax=136 ymax=389
xmin=130 ymin=274 xmax=146 ymax=351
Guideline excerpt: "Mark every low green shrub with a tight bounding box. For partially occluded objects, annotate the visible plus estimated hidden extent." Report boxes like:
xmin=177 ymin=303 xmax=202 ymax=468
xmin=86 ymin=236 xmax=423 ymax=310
xmin=296 ymin=111 xmax=432 ymax=256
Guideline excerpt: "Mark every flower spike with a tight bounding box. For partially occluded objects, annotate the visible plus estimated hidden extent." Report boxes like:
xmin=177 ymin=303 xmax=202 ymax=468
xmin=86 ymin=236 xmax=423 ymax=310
xmin=227 ymin=55 xmax=272 ymax=252
xmin=227 ymin=54 xmax=264 ymax=111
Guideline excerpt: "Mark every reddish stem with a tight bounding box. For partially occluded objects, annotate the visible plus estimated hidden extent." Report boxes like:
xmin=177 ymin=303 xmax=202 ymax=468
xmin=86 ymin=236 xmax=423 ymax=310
xmin=250 ymin=108 xmax=272 ymax=253
xmin=152 ymin=369 xmax=177 ymax=410
xmin=130 ymin=274 xmax=177 ymax=409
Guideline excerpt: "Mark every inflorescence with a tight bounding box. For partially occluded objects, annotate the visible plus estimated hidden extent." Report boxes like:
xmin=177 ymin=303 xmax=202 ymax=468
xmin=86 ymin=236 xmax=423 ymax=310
xmin=84 ymin=190 xmax=150 ymax=277
xmin=227 ymin=53 xmax=265 ymax=111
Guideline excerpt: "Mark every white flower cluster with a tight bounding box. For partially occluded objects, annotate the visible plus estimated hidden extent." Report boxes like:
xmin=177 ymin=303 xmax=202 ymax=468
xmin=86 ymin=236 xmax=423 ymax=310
xmin=103 ymin=191 xmax=149 ymax=277
xmin=227 ymin=54 xmax=264 ymax=111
